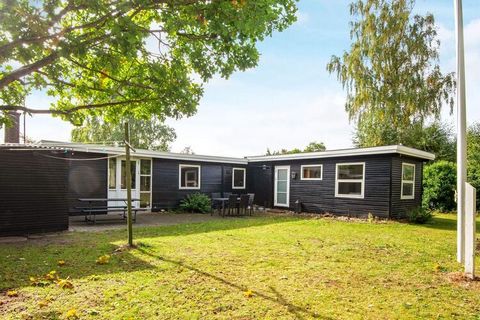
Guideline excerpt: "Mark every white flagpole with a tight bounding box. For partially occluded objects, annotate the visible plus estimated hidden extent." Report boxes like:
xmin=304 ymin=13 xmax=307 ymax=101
xmin=454 ymin=0 xmax=467 ymax=263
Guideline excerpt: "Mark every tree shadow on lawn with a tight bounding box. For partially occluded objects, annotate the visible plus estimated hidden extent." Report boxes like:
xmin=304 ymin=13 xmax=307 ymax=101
xmin=419 ymin=215 xmax=480 ymax=233
xmin=0 ymin=216 xmax=306 ymax=292
xmin=136 ymin=246 xmax=334 ymax=320
xmin=0 ymin=240 xmax=155 ymax=291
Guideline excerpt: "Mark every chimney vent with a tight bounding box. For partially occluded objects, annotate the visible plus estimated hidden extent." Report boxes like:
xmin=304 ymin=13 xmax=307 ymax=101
xmin=4 ymin=112 xmax=21 ymax=144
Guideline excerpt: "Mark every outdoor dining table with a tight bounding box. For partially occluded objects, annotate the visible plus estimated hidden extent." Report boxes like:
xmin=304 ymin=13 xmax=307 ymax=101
xmin=77 ymin=198 xmax=141 ymax=223
xmin=212 ymin=197 xmax=240 ymax=216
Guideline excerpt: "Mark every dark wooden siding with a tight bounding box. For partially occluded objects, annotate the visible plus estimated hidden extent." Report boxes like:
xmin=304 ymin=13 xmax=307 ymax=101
xmin=67 ymin=153 xmax=108 ymax=212
xmin=248 ymin=155 xmax=393 ymax=218
xmin=151 ymin=159 xmax=247 ymax=210
xmin=390 ymin=156 xmax=424 ymax=219
xmin=0 ymin=148 xmax=69 ymax=235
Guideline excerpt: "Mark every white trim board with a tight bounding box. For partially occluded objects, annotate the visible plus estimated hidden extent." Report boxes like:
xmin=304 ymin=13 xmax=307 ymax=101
xmin=247 ymin=145 xmax=435 ymax=162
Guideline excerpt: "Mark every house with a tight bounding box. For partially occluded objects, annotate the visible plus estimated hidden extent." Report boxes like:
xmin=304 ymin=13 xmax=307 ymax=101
xmin=0 ymin=139 xmax=434 ymax=235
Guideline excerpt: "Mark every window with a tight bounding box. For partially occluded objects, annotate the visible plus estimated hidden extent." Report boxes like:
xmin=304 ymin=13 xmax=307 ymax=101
xmin=335 ymin=163 xmax=365 ymax=198
xmin=232 ymin=168 xmax=246 ymax=189
xmin=140 ymin=159 xmax=152 ymax=208
xmin=120 ymin=160 xmax=136 ymax=189
xmin=179 ymin=165 xmax=201 ymax=189
xmin=401 ymin=163 xmax=415 ymax=200
xmin=301 ymin=165 xmax=323 ymax=180
xmin=109 ymin=158 xmax=116 ymax=189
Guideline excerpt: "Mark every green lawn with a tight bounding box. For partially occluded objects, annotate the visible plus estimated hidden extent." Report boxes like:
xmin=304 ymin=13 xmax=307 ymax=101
xmin=0 ymin=214 xmax=479 ymax=320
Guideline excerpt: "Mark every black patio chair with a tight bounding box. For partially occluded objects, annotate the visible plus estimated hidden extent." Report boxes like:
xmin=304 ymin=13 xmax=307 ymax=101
xmin=239 ymin=194 xmax=250 ymax=216
xmin=211 ymin=192 xmax=222 ymax=216
xmin=247 ymin=193 xmax=255 ymax=216
xmin=227 ymin=194 xmax=238 ymax=216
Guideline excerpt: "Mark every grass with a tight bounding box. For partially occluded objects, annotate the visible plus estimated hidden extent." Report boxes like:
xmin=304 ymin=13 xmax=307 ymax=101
xmin=0 ymin=214 xmax=479 ymax=320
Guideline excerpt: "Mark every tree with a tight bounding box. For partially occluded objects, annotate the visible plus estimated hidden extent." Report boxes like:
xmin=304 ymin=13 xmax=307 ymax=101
xmin=327 ymin=0 xmax=455 ymax=146
xmin=303 ymin=141 xmax=326 ymax=152
xmin=180 ymin=146 xmax=195 ymax=154
xmin=266 ymin=141 xmax=326 ymax=155
xmin=422 ymin=161 xmax=456 ymax=212
xmin=71 ymin=116 xmax=176 ymax=151
xmin=467 ymin=122 xmax=480 ymax=208
xmin=0 ymin=0 xmax=297 ymax=126
xmin=354 ymin=121 xmax=456 ymax=162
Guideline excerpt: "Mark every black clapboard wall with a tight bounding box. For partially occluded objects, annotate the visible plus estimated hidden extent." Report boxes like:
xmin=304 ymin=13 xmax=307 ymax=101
xmin=151 ymin=158 xmax=247 ymax=210
xmin=0 ymin=147 xmax=69 ymax=235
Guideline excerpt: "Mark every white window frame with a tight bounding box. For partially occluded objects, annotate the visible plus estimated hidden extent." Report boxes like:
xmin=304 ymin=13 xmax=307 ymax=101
xmin=401 ymin=162 xmax=415 ymax=200
xmin=179 ymin=164 xmax=201 ymax=190
xmin=300 ymin=164 xmax=323 ymax=180
xmin=274 ymin=165 xmax=291 ymax=207
xmin=232 ymin=167 xmax=246 ymax=189
xmin=139 ymin=159 xmax=152 ymax=208
xmin=335 ymin=162 xmax=365 ymax=199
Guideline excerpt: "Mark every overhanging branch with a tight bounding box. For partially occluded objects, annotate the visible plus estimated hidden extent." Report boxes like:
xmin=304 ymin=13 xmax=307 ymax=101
xmin=0 ymin=98 xmax=155 ymax=116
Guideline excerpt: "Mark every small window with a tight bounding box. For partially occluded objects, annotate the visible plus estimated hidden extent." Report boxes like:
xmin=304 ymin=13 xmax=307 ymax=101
xmin=232 ymin=168 xmax=246 ymax=189
xmin=301 ymin=165 xmax=323 ymax=180
xmin=401 ymin=163 xmax=415 ymax=200
xmin=109 ymin=158 xmax=116 ymax=189
xmin=335 ymin=163 xmax=365 ymax=198
xmin=121 ymin=160 xmax=136 ymax=189
xmin=179 ymin=165 xmax=201 ymax=189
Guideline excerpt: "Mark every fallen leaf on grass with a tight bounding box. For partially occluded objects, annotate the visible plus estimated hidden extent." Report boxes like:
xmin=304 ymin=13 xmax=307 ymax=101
xmin=57 ymin=279 xmax=74 ymax=289
xmin=243 ymin=290 xmax=254 ymax=298
xmin=65 ymin=308 xmax=78 ymax=319
xmin=96 ymin=255 xmax=111 ymax=265
xmin=58 ymin=260 xmax=66 ymax=266
xmin=38 ymin=300 xmax=48 ymax=307
xmin=6 ymin=290 xmax=18 ymax=297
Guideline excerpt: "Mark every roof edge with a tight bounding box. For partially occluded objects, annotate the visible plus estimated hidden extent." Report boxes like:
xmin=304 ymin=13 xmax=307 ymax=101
xmin=246 ymin=145 xmax=435 ymax=162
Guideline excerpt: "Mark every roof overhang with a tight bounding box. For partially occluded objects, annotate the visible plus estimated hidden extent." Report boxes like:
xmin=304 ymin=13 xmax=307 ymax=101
xmin=246 ymin=145 xmax=435 ymax=162
xmin=16 ymin=141 xmax=249 ymax=165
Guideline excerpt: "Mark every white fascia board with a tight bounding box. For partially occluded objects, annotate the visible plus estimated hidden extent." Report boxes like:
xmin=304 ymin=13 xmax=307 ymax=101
xmin=38 ymin=141 xmax=248 ymax=165
xmin=247 ymin=145 xmax=435 ymax=162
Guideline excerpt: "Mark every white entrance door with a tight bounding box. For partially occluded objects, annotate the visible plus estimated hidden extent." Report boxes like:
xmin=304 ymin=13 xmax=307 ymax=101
xmin=108 ymin=157 xmax=147 ymax=208
xmin=274 ymin=166 xmax=290 ymax=207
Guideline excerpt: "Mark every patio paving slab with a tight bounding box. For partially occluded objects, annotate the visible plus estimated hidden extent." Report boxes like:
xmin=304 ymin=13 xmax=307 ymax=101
xmin=69 ymin=212 xmax=225 ymax=232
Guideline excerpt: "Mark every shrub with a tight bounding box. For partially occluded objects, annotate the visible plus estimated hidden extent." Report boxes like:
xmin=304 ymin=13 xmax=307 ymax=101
xmin=407 ymin=206 xmax=432 ymax=224
xmin=179 ymin=193 xmax=212 ymax=213
xmin=422 ymin=161 xmax=456 ymax=212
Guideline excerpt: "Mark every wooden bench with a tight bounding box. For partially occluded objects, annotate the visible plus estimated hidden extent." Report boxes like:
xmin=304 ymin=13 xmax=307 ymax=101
xmin=71 ymin=206 xmax=147 ymax=224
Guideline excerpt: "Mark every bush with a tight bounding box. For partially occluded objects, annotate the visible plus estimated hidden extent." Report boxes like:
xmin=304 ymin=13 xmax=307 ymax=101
xmin=407 ymin=206 xmax=432 ymax=224
xmin=422 ymin=161 xmax=456 ymax=212
xmin=179 ymin=193 xmax=212 ymax=213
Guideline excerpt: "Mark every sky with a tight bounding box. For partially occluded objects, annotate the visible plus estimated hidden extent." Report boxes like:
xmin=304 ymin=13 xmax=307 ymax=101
xmin=1 ymin=0 xmax=480 ymax=157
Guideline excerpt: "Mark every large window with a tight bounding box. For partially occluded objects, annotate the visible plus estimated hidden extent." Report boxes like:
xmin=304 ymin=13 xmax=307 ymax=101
xmin=179 ymin=164 xmax=201 ymax=189
xmin=232 ymin=168 xmax=246 ymax=189
xmin=401 ymin=163 xmax=415 ymax=200
xmin=301 ymin=164 xmax=323 ymax=180
xmin=335 ymin=163 xmax=365 ymax=198
xmin=109 ymin=158 xmax=116 ymax=189
xmin=121 ymin=160 xmax=136 ymax=189
xmin=140 ymin=159 xmax=152 ymax=208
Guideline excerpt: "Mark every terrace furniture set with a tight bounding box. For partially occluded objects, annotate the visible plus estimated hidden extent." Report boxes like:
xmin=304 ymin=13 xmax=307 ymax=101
xmin=70 ymin=198 xmax=147 ymax=224
xmin=211 ymin=193 xmax=255 ymax=217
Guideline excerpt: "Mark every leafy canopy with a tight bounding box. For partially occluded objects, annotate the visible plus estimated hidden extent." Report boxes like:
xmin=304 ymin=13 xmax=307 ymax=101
xmin=0 ymin=0 xmax=297 ymax=126
xmin=266 ymin=141 xmax=326 ymax=155
xmin=327 ymin=0 xmax=455 ymax=146
xmin=71 ymin=116 xmax=176 ymax=151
